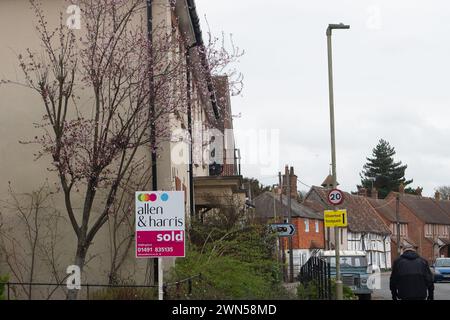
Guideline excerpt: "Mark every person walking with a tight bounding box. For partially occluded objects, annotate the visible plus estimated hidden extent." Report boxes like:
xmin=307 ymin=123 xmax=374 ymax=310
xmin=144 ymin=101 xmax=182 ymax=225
xmin=390 ymin=243 xmax=434 ymax=300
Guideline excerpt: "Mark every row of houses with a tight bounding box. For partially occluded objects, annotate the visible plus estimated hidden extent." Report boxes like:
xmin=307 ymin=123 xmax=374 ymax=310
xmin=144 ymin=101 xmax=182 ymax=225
xmin=254 ymin=166 xmax=450 ymax=271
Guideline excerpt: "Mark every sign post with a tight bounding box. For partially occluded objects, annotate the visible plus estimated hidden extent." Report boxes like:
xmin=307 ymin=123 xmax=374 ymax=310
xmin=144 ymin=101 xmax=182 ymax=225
xmin=326 ymin=188 xmax=346 ymax=300
xmin=135 ymin=191 xmax=185 ymax=300
xmin=158 ymin=257 xmax=163 ymax=300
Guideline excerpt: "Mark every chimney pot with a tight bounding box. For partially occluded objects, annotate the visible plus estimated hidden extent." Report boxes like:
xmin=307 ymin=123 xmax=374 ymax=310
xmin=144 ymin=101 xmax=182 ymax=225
xmin=357 ymin=187 xmax=367 ymax=197
xmin=435 ymin=191 xmax=441 ymax=201
xmin=399 ymin=183 xmax=405 ymax=194
xmin=415 ymin=187 xmax=422 ymax=196
xmin=371 ymin=187 xmax=378 ymax=199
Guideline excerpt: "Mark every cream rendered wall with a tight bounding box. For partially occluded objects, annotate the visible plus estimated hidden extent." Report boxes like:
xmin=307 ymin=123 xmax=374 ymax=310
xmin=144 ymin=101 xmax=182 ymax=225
xmin=0 ymin=0 xmax=215 ymax=293
xmin=0 ymin=0 xmax=162 ymax=294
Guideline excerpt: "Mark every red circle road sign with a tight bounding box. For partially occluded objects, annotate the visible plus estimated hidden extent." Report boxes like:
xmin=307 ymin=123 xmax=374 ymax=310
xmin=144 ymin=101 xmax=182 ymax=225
xmin=328 ymin=189 xmax=344 ymax=205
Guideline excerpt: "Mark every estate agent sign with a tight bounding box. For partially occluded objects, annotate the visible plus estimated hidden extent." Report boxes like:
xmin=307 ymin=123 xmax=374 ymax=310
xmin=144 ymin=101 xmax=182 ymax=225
xmin=135 ymin=191 xmax=185 ymax=258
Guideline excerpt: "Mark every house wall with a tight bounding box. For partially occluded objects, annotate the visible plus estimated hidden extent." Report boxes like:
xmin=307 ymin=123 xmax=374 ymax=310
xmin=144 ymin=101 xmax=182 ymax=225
xmin=290 ymin=217 xmax=324 ymax=250
xmin=384 ymin=194 xmax=441 ymax=263
xmin=290 ymin=249 xmax=313 ymax=275
xmin=326 ymin=226 xmax=349 ymax=251
xmin=0 ymin=0 xmax=134 ymax=290
xmin=423 ymin=223 xmax=450 ymax=260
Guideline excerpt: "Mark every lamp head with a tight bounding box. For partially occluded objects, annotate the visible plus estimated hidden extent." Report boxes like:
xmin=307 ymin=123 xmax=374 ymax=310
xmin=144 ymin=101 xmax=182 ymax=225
xmin=327 ymin=23 xmax=350 ymax=35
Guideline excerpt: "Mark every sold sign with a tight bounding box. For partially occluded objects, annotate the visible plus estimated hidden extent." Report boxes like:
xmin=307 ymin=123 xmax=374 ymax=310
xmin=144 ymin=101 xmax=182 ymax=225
xmin=327 ymin=189 xmax=344 ymax=205
xmin=135 ymin=191 xmax=185 ymax=258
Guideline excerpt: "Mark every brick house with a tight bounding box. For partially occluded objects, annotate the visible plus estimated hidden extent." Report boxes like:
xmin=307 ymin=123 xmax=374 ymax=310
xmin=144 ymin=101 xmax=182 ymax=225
xmin=254 ymin=191 xmax=324 ymax=272
xmin=254 ymin=166 xmax=324 ymax=272
xmin=304 ymin=185 xmax=392 ymax=269
xmin=383 ymin=187 xmax=450 ymax=264
xmin=366 ymin=192 xmax=419 ymax=265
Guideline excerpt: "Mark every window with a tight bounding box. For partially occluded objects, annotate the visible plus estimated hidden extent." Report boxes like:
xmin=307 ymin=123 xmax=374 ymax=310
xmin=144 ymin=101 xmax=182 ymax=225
xmin=315 ymin=220 xmax=319 ymax=233
xmin=327 ymin=256 xmax=368 ymax=268
xmin=304 ymin=219 xmax=309 ymax=232
xmin=435 ymin=258 xmax=450 ymax=267
xmin=425 ymin=224 xmax=433 ymax=238
xmin=400 ymin=224 xmax=407 ymax=237
xmin=392 ymin=223 xmax=408 ymax=236
xmin=438 ymin=225 xmax=449 ymax=237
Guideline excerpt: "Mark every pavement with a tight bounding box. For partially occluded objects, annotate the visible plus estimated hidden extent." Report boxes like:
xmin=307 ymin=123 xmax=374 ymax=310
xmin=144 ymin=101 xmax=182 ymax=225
xmin=372 ymin=272 xmax=450 ymax=300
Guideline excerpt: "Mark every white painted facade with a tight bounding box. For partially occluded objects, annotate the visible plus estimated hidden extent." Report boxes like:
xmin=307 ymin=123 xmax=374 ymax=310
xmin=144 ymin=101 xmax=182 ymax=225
xmin=347 ymin=232 xmax=391 ymax=269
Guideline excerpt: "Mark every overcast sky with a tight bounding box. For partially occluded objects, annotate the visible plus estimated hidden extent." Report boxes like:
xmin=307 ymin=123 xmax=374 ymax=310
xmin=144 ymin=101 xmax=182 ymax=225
xmin=195 ymin=0 xmax=450 ymax=196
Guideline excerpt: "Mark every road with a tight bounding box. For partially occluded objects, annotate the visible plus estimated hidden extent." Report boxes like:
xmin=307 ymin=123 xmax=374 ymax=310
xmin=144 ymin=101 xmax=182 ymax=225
xmin=372 ymin=272 xmax=450 ymax=300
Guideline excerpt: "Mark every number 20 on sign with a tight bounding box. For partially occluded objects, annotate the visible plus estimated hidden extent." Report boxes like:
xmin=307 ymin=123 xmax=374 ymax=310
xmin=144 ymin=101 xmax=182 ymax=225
xmin=327 ymin=189 xmax=344 ymax=205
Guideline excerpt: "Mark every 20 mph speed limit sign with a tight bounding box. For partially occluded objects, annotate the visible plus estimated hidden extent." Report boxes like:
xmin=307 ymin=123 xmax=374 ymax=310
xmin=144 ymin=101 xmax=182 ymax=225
xmin=328 ymin=189 xmax=344 ymax=205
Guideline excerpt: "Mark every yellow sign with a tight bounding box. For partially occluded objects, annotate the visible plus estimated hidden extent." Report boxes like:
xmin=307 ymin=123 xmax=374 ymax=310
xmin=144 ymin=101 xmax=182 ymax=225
xmin=324 ymin=209 xmax=347 ymax=227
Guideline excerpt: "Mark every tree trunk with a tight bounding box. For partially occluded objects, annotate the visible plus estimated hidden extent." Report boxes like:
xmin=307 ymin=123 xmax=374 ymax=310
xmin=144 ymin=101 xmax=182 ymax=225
xmin=66 ymin=245 xmax=87 ymax=300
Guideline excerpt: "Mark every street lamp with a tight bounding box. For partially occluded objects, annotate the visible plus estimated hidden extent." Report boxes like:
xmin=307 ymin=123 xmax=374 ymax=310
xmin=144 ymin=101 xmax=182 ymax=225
xmin=326 ymin=22 xmax=350 ymax=301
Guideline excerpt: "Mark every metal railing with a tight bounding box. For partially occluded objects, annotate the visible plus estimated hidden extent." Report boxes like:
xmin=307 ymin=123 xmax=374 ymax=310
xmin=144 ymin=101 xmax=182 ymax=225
xmin=297 ymin=256 xmax=332 ymax=300
xmin=1 ymin=274 xmax=202 ymax=300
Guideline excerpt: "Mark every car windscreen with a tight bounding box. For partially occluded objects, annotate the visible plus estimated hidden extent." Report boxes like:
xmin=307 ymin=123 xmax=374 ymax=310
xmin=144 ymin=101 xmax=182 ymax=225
xmin=435 ymin=259 xmax=450 ymax=267
xmin=327 ymin=256 xmax=368 ymax=268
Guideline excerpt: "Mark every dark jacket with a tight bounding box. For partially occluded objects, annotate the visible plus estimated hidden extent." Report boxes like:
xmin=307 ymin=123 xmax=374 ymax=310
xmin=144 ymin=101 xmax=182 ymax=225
xmin=390 ymin=250 xmax=434 ymax=300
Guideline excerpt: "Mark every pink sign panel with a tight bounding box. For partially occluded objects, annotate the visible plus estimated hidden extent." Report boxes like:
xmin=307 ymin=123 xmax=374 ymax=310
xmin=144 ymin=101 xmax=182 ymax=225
xmin=136 ymin=230 xmax=185 ymax=258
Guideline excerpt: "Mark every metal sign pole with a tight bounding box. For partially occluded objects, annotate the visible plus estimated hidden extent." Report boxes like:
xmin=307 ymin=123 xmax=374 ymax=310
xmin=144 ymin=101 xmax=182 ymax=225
xmin=158 ymin=257 xmax=164 ymax=300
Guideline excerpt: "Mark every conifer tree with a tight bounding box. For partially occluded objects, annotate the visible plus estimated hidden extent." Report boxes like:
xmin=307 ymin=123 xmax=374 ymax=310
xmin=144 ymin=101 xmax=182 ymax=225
xmin=359 ymin=139 xmax=413 ymax=199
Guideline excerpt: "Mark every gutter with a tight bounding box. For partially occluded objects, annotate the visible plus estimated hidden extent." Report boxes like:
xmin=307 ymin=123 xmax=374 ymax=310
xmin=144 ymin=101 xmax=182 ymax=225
xmin=186 ymin=0 xmax=220 ymax=120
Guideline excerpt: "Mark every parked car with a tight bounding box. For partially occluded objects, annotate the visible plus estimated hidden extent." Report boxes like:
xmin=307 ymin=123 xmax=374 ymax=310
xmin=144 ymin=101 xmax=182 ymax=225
xmin=431 ymin=258 xmax=450 ymax=282
xmin=321 ymin=250 xmax=373 ymax=300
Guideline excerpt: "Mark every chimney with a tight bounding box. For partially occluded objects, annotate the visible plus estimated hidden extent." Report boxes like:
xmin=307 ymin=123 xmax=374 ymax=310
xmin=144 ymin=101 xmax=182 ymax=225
xmin=357 ymin=186 xmax=367 ymax=197
xmin=282 ymin=165 xmax=289 ymax=195
xmin=289 ymin=166 xmax=298 ymax=199
xmin=371 ymin=187 xmax=378 ymax=199
xmin=435 ymin=191 xmax=441 ymax=201
xmin=415 ymin=187 xmax=422 ymax=196
xmin=282 ymin=165 xmax=298 ymax=200
xmin=399 ymin=183 xmax=405 ymax=194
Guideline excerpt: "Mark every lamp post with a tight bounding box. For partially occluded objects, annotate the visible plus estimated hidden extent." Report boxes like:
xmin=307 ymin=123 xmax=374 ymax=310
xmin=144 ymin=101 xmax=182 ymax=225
xmin=326 ymin=23 xmax=350 ymax=301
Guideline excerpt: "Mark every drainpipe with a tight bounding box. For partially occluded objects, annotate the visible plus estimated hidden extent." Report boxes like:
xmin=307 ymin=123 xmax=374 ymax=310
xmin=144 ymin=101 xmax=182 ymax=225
xmin=146 ymin=0 xmax=159 ymax=285
xmin=186 ymin=47 xmax=195 ymax=220
xmin=146 ymin=1 xmax=157 ymax=191
xmin=383 ymin=235 xmax=388 ymax=270
xmin=361 ymin=233 xmax=366 ymax=251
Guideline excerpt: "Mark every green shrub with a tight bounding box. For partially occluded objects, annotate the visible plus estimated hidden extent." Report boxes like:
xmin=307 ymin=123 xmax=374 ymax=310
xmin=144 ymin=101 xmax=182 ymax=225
xmin=330 ymin=279 xmax=356 ymax=300
xmin=89 ymin=287 xmax=157 ymax=300
xmin=0 ymin=275 xmax=8 ymax=300
xmin=296 ymin=281 xmax=319 ymax=300
xmin=170 ymin=224 xmax=291 ymax=300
